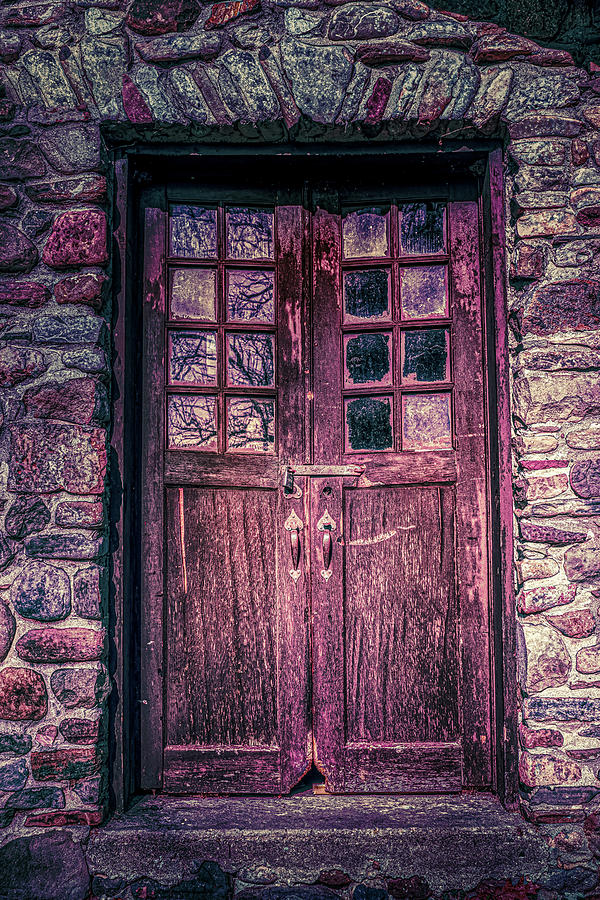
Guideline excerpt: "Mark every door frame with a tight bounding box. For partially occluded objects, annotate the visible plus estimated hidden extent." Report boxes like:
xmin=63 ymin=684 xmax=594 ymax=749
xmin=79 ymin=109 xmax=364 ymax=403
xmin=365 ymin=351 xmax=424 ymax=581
xmin=109 ymin=144 xmax=518 ymax=812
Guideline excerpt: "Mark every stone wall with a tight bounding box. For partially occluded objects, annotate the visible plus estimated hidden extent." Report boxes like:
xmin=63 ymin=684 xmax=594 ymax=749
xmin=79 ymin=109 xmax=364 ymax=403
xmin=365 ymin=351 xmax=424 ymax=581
xmin=0 ymin=0 xmax=599 ymax=894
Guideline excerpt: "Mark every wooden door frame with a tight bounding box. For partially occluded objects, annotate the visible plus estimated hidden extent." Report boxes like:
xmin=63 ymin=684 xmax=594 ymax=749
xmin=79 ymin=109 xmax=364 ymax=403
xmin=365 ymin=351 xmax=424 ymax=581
xmin=109 ymin=145 xmax=518 ymax=812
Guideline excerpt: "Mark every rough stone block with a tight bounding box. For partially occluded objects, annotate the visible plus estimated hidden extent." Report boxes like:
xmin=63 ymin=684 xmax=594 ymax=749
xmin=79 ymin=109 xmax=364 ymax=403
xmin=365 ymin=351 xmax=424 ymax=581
xmin=42 ymin=209 xmax=107 ymax=269
xmin=16 ymin=627 xmax=104 ymax=663
xmin=0 ymin=667 xmax=47 ymax=720
xmin=11 ymin=562 xmax=71 ymax=621
xmin=8 ymin=423 xmax=107 ymax=495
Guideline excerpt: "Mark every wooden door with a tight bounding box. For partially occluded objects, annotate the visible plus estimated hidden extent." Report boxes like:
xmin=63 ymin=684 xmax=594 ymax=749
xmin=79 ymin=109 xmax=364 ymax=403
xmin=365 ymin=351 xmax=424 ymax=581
xmin=141 ymin=185 xmax=312 ymax=793
xmin=310 ymin=189 xmax=491 ymax=792
xmin=140 ymin=172 xmax=492 ymax=795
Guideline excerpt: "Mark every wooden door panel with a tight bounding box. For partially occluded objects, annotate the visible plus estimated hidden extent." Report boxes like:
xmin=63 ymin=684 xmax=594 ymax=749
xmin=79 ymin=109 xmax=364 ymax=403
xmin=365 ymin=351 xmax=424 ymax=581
xmin=344 ymin=485 xmax=459 ymax=745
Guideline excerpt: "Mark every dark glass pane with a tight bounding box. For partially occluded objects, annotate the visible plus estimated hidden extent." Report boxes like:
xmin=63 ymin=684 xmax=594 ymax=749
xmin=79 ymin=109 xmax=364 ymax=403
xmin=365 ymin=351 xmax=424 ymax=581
xmin=401 ymin=266 xmax=447 ymax=319
xmin=402 ymin=329 xmax=449 ymax=384
xmin=342 ymin=207 xmax=389 ymax=259
xmin=345 ymin=396 xmax=393 ymax=451
xmin=227 ymin=333 xmax=275 ymax=387
xmin=344 ymin=269 xmax=390 ymax=322
xmin=227 ymin=208 xmax=274 ymax=260
xmin=168 ymin=331 xmax=217 ymax=385
xmin=400 ymin=202 xmax=446 ymax=255
xmin=170 ymin=269 xmax=216 ymax=321
xmin=168 ymin=395 xmax=217 ymax=450
xmin=345 ymin=333 xmax=392 ymax=387
xmin=227 ymin=398 xmax=275 ymax=453
xmin=402 ymin=393 xmax=452 ymax=450
xmin=170 ymin=206 xmax=217 ymax=258
xmin=227 ymin=270 xmax=274 ymax=323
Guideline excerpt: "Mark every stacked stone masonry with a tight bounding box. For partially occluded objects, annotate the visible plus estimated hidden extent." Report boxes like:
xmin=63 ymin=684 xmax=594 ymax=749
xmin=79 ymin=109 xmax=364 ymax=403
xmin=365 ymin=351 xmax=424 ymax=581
xmin=0 ymin=0 xmax=598 ymax=894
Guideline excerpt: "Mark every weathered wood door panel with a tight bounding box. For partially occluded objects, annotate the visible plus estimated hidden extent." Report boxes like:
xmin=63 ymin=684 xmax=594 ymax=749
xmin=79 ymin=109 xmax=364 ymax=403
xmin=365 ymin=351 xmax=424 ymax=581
xmin=141 ymin=174 xmax=492 ymax=795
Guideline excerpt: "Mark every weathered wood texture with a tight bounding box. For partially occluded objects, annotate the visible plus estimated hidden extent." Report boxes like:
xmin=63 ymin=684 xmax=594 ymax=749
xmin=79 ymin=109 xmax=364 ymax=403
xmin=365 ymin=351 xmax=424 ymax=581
xmin=344 ymin=485 xmax=458 ymax=744
xmin=165 ymin=487 xmax=278 ymax=748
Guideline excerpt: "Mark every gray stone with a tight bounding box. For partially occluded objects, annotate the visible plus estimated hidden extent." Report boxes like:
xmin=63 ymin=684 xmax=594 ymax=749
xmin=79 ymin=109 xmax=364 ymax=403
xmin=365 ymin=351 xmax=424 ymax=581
xmin=0 ymin=758 xmax=28 ymax=790
xmin=73 ymin=567 xmax=102 ymax=619
xmin=136 ymin=32 xmax=220 ymax=63
xmin=0 ymin=600 xmax=15 ymax=663
xmin=10 ymin=562 xmax=71 ymax=621
xmin=505 ymin=67 xmax=580 ymax=118
xmin=62 ymin=347 xmax=107 ymax=374
xmin=281 ymin=39 xmax=353 ymax=124
xmin=50 ymin=665 xmax=108 ymax=708
xmin=33 ymin=315 xmax=105 ymax=345
xmin=7 ymin=786 xmax=65 ymax=810
xmin=524 ymin=696 xmax=600 ymax=722
xmin=218 ymin=50 xmax=280 ymax=122
xmin=0 ymin=733 xmax=32 ymax=754
xmin=20 ymin=49 xmax=77 ymax=109
xmin=81 ymin=36 xmax=127 ymax=118
xmin=0 ymin=831 xmax=88 ymax=900
xmin=328 ymin=4 xmax=399 ymax=41
xmin=40 ymin=124 xmax=101 ymax=174
xmin=5 ymin=497 xmax=51 ymax=540
xmin=25 ymin=534 xmax=104 ymax=560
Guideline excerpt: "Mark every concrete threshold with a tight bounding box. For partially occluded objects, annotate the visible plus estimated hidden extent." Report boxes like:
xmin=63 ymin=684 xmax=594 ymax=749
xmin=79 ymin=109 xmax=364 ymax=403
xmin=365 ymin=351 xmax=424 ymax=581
xmin=86 ymin=793 xmax=550 ymax=893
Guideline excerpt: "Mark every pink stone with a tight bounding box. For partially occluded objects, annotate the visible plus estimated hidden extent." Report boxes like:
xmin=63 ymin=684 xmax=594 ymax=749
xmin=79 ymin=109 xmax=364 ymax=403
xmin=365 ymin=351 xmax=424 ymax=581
xmin=0 ymin=667 xmax=48 ymax=720
xmin=518 ymin=583 xmax=576 ymax=615
xmin=0 ymin=282 xmax=49 ymax=308
xmin=122 ymin=74 xmax=153 ymax=125
xmin=519 ymin=751 xmax=581 ymax=788
xmin=16 ymin=627 xmax=104 ymax=663
xmin=546 ymin=609 xmax=595 ymax=639
xmin=42 ymin=210 xmax=107 ymax=269
xmin=54 ymin=273 xmax=104 ymax=311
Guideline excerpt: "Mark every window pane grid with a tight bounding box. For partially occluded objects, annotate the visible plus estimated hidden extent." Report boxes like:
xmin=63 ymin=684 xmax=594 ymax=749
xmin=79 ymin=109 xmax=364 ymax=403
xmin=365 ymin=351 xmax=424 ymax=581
xmin=341 ymin=201 xmax=452 ymax=454
xmin=166 ymin=203 xmax=277 ymax=454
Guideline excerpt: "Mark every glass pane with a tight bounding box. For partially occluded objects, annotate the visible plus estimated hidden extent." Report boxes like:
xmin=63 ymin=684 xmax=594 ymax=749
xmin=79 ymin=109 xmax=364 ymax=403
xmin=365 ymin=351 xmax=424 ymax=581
xmin=227 ymin=397 xmax=275 ymax=453
xmin=170 ymin=206 xmax=217 ymax=258
xmin=342 ymin=207 xmax=389 ymax=259
xmin=227 ymin=333 xmax=275 ymax=387
xmin=401 ymin=266 xmax=447 ymax=320
xmin=344 ymin=269 xmax=390 ymax=322
xmin=400 ymin=203 xmax=446 ymax=255
xmin=402 ymin=329 xmax=449 ymax=384
xmin=170 ymin=268 xmax=216 ymax=321
xmin=168 ymin=331 xmax=217 ymax=385
xmin=345 ymin=396 xmax=393 ymax=452
xmin=227 ymin=270 xmax=275 ymax=323
xmin=227 ymin=208 xmax=274 ymax=260
xmin=168 ymin=395 xmax=217 ymax=450
xmin=402 ymin=393 xmax=452 ymax=450
xmin=344 ymin=332 xmax=392 ymax=387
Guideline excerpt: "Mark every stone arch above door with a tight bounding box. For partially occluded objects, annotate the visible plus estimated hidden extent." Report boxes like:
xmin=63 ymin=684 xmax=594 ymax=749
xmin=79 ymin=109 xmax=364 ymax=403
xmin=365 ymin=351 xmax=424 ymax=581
xmin=0 ymin=0 xmax=599 ymax=859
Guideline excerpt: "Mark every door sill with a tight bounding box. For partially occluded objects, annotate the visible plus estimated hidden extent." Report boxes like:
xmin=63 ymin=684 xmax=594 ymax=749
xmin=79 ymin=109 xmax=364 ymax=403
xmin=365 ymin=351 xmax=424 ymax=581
xmin=87 ymin=794 xmax=549 ymax=892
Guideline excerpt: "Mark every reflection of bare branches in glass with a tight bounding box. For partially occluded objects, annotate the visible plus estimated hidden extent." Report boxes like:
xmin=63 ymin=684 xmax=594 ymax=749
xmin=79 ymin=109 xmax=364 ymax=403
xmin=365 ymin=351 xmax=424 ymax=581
xmin=227 ymin=333 xmax=274 ymax=386
xmin=170 ymin=332 xmax=217 ymax=384
xmin=227 ymin=208 xmax=273 ymax=260
xmin=168 ymin=396 xmax=217 ymax=448
xmin=228 ymin=399 xmax=274 ymax=452
xmin=228 ymin=270 xmax=274 ymax=322
xmin=170 ymin=206 xmax=217 ymax=258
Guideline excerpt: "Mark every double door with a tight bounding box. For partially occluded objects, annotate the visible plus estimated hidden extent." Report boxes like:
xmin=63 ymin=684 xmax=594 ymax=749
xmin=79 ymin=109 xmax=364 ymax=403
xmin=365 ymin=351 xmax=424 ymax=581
xmin=140 ymin=169 xmax=492 ymax=794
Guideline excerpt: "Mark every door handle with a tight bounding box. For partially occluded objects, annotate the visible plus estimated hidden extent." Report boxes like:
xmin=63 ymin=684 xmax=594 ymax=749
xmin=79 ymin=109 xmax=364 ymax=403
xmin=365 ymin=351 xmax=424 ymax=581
xmin=284 ymin=509 xmax=303 ymax=583
xmin=316 ymin=508 xmax=336 ymax=582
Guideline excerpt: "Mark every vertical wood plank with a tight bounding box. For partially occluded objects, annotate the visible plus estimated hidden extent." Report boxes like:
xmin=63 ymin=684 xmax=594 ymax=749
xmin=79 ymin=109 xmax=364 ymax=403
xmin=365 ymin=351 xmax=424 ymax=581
xmin=483 ymin=149 xmax=518 ymax=807
xmin=313 ymin=192 xmax=342 ymax=464
xmin=110 ymin=156 xmax=128 ymax=812
xmin=449 ymin=199 xmax=492 ymax=788
xmin=140 ymin=188 xmax=166 ymax=789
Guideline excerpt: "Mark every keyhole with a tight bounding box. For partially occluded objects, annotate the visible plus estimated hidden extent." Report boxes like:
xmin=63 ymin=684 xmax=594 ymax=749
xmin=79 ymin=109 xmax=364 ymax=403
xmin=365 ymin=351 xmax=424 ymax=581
xmin=322 ymin=485 xmax=332 ymax=497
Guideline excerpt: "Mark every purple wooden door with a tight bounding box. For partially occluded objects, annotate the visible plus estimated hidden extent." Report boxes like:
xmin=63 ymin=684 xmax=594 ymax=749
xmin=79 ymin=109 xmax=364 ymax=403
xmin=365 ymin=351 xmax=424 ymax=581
xmin=309 ymin=194 xmax=491 ymax=792
xmin=141 ymin=180 xmax=492 ymax=794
